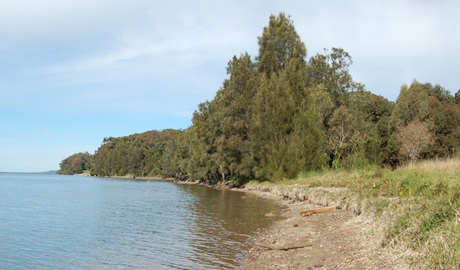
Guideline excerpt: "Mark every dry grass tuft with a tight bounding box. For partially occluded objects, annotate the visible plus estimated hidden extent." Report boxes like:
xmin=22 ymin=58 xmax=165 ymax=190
xmin=246 ymin=158 xmax=460 ymax=269
xmin=403 ymin=158 xmax=460 ymax=173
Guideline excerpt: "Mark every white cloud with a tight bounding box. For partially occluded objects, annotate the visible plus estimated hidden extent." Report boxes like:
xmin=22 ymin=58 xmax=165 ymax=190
xmin=1 ymin=0 xmax=459 ymax=172
xmin=1 ymin=1 xmax=459 ymax=105
xmin=0 ymin=0 xmax=132 ymax=40
xmin=285 ymin=0 xmax=460 ymax=98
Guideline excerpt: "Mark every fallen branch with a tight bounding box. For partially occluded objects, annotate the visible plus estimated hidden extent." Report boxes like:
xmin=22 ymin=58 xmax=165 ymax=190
xmin=255 ymin=243 xmax=312 ymax=251
xmin=299 ymin=206 xmax=337 ymax=216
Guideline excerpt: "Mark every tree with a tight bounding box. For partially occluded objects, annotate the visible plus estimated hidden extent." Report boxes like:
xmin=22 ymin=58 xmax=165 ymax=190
xmin=427 ymin=97 xmax=460 ymax=157
xmin=170 ymin=129 xmax=193 ymax=180
xmin=257 ymin=12 xmax=306 ymax=78
xmin=62 ymin=13 xmax=460 ymax=184
xmin=392 ymin=80 xmax=430 ymax=127
xmin=398 ymin=119 xmax=433 ymax=163
xmin=252 ymin=60 xmax=325 ymax=179
xmin=327 ymin=105 xmax=353 ymax=168
xmin=90 ymin=130 xmax=181 ymax=178
xmin=188 ymin=101 xmax=221 ymax=182
xmin=309 ymin=84 xmax=335 ymax=125
xmin=251 ymin=12 xmax=327 ymax=179
xmin=421 ymin=82 xmax=453 ymax=103
xmin=362 ymin=93 xmax=393 ymax=124
xmin=455 ymin=89 xmax=460 ymax=104
xmin=211 ymin=53 xmax=258 ymax=180
xmin=308 ymin=48 xmax=357 ymax=106
xmin=251 ymin=73 xmax=280 ymax=178
xmin=58 ymin=152 xmax=92 ymax=175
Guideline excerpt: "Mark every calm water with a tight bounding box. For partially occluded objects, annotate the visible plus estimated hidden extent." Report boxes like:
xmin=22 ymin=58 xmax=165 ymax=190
xmin=0 ymin=174 xmax=281 ymax=269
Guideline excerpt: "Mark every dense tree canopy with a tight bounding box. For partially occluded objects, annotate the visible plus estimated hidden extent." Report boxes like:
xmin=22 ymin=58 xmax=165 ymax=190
xmin=57 ymin=152 xmax=92 ymax=175
xmin=59 ymin=13 xmax=460 ymax=182
xmin=89 ymin=129 xmax=182 ymax=178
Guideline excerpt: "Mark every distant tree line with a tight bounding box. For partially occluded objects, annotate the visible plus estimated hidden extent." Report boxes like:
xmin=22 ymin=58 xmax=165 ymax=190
xmin=57 ymin=152 xmax=92 ymax=175
xmin=89 ymin=129 xmax=182 ymax=178
xmin=59 ymin=13 xmax=460 ymax=183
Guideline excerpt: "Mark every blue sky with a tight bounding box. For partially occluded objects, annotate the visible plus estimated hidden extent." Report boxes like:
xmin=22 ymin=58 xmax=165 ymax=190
xmin=1 ymin=0 xmax=459 ymax=172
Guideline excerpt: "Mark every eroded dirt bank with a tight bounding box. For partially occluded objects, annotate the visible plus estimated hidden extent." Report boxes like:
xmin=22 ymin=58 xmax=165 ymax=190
xmin=240 ymin=188 xmax=408 ymax=270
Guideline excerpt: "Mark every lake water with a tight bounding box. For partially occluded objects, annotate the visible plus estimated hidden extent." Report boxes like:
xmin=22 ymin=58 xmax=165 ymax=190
xmin=0 ymin=174 xmax=281 ymax=269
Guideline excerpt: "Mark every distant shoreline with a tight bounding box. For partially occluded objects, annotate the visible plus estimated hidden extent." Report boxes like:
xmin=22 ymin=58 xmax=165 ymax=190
xmin=79 ymin=173 xmax=176 ymax=182
xmin=0 ymin=170 xmax=58 ymax=175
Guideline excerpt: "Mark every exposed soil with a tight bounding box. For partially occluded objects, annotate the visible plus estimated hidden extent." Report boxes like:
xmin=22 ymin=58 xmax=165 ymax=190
xmin=240 ymin=190 xmax=406 ymax=270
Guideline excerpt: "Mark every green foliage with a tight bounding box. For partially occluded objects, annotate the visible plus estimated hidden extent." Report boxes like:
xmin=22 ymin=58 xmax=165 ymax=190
xmin=257 ymin=12 xmax=306 ymax=78
xmin=62 ymin=13 xmax=460 ymax=185
xmin=309 ymin=48 xmax=357 ymax=106
xmin=90 ymin=129 xmax=182 ymax=178
xmin=328 ymin=105 xmax=353 ymax=167
xmin=252 ymin=58 xmax=326 ymax=179
xmin=422 ymin=82 xmax=454 ymax=103
xmin=189 ymin=100 xmax=221 ymax=182
xmin=384 ymin=211 xmax=411 ymax=246
xmin=212 ymin=53 xmax=258 ymax=179
xmin=414 ymin=198 xmax=456 ymax=245
xmin=392 ymin=80 xmax=430 ymax=127
xmin=428 ymin=97 xmax=460 ymax=157
xmin=455 ymin=89 xmax=460 ymax=104
xmin=373 ymin=198 xmax=390 ymax=217
xmin=309 ymin=84 xmax=335 ymax=125
xmin=58 ymin=152 xmax=92 ymax=175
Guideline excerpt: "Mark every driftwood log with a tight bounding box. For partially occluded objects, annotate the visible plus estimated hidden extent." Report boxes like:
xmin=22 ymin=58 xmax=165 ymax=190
xmin=299 ymin=206 xmax=337 ymax=216
xmin=255 ymin=243 xmax=313 ymax=251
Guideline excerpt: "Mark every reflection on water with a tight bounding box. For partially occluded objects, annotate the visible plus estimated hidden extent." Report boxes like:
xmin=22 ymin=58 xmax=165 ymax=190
xmin=0 ymin=174 xmax=281 ymax=269
xmin=179 ymin=185 xmax=282 ymax=269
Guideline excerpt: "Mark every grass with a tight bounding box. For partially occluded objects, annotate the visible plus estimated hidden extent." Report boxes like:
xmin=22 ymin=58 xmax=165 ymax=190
xmin=246 ymin=158 xmax=460 ymax=269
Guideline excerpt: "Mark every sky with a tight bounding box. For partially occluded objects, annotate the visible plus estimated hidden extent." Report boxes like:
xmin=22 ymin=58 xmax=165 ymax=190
xmin=1 ymin=0 xmax=459 ymax=172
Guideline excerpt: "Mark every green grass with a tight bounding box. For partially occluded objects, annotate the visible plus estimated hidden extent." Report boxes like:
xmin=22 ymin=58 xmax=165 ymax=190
xmin=246 ymin=158 xmax=460 ymax=269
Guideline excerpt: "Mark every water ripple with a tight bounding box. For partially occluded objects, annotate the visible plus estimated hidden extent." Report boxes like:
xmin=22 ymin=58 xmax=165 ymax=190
xmin=0 ymin=174 xmax=281 ymax=269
